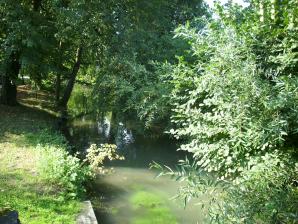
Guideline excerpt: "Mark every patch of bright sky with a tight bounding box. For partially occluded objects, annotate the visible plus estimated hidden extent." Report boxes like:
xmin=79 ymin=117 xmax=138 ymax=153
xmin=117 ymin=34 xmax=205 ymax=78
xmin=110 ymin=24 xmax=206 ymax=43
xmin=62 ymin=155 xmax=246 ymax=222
xmin=205 ymin=0 xmax=250 ymax=8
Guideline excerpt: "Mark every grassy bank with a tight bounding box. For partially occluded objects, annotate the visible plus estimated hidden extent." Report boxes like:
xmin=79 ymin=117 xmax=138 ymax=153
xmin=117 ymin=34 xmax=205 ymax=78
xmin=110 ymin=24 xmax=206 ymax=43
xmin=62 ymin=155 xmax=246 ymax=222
xmin=0 ymin=102 xmax=81 ymax=223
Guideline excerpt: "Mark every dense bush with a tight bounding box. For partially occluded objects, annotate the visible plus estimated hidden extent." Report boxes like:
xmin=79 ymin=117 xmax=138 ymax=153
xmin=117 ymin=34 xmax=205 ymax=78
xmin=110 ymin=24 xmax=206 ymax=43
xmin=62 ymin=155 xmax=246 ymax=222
xmin=34 ymin=130 xmax=122 ymax=198
xmin=37 ymin=144 xmax=92 ymax=198
xmin=34 ymin=130 xmax=92 ymax=198
xmin=170 ymin=23 xmax=298 ymax=178
xmin=164 ymin=14 xmax=298 ymax=224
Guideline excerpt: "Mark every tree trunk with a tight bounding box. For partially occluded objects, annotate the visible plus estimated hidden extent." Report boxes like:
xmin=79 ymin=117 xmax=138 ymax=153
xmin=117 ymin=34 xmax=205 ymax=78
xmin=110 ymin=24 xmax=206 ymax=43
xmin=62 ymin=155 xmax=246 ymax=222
xmin=0 ymin=75 xmax=17 ymax=106
xmin=55 ymin=72 xmax=61 ymax=103
xmin=55 ymin=41 xmax=63 ymax=105
xmin=0 ymin=52 xmax=20 ymax=106
xmin=32 ymin=0 xmax=42 ymax=11
xmin=58 ymin=47 xmax=83 ymax=116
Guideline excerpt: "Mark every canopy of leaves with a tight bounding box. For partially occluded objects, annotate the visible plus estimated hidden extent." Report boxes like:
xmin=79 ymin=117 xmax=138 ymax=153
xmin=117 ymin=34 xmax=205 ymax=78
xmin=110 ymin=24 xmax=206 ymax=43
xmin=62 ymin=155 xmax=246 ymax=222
xmin=91 ymin=0 xmax=209 ymax=131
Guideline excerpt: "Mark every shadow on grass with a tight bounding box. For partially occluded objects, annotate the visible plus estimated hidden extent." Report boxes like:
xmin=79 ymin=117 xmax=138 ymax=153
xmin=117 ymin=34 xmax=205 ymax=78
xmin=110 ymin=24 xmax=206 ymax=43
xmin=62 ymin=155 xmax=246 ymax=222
xmin=0 ymin=104 xmax=66 ymax=149
xmin=17 ymin=85 xmax=57 ymax=116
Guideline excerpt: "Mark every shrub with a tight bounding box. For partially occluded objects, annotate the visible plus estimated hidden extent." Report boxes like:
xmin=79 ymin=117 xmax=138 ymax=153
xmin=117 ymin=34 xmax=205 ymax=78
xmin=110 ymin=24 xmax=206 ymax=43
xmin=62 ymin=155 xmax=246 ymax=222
xmin=162 ymin=19 xmax=298 ymax=223
xmin=37 ymin=139 xmax=124 ymax=198
xmin=34 ymin=129 xmax=92 ymax=198
xmin=37 ymin=144 xmax=92 ymax=198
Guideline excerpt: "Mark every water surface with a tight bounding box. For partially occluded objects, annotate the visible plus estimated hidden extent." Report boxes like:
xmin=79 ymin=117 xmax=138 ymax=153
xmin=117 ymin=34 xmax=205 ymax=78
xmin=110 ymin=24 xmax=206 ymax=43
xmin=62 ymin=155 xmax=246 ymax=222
xmin=67 ymin=115 xmax=205 ymax=224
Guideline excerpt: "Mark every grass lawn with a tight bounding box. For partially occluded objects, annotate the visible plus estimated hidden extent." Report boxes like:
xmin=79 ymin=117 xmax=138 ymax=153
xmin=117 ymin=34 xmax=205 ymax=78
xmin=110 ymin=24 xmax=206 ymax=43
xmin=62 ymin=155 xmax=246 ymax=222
xmin=0 ymin=97 xmax=81 ymax=223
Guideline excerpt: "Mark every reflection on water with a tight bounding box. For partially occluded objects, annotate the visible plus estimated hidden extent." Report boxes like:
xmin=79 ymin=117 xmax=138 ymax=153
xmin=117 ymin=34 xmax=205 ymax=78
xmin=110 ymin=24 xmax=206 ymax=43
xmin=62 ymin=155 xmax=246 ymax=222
xmin=67 ymin=115 xmax=204 ymax=223
xmin=97 ymin=117 xmax=111 ymax=140
xmin=68 ymin=115 xmax=183 ymax=167
xmin=115 ymin=122 xmax=136 ymax=161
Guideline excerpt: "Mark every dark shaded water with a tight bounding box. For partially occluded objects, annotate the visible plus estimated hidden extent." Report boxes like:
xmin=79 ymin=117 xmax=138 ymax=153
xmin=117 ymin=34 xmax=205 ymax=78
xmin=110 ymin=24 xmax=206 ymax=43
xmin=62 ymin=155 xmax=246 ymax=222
xmin=67 ymin=115 xmax=205 ymax=224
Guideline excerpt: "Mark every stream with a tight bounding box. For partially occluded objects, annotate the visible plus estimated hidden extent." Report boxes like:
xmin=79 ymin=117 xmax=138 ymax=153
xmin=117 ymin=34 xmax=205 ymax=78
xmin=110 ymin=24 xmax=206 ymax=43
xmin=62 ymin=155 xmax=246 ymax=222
xmin=66 ymin=115 xmax=205 ymax=224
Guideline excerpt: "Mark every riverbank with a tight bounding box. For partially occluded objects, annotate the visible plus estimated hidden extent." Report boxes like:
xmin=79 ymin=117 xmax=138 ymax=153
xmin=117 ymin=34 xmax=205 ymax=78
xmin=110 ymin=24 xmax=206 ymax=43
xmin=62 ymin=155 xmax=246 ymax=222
xmin=1 ymin=85 xmax=203 ymax=224
xmin=0 ymin=88 xmax=84 ymax=223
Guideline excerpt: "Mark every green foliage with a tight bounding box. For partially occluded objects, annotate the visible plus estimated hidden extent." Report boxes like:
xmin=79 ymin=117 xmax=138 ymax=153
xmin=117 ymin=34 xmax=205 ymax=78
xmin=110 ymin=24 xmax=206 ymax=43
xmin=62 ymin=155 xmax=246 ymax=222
xmin=68 ymin=84 xmax=93 ymax=117
xmin=158 ymin=1 xmax=298 ymax=222
xmin=209 ymin=153 xmax=298 ymax=224
xmin=37 ymin=144 xmax=92 ymax=198
xmin=0 ymin=0 xmax=106 ymax=104
xmin=36 ymin=132 xmax=124 ymax=198
xmin=85 ymin=144 xmax=124 ymax=174
xmin=215 ymin=0 xmax=298 ymax=79
xmin=152 ymin=158 xmax=221 ymax=209
xmin=0 ymin=0 xmax=57 ymax=85
xmin=94 ymin=56 xmax=176 ymax=131
xmin=93 ymin=56 xmax=148 ymax=115
xmin=170 ymin=22 xmax=298 ymax=177
xmin=155 ymin=154 xmax=298 ymax=223
xmin=92 ymin=0 xmax=209 ymax=131
xmin=26 ymin=129 xmax=91 ymax=198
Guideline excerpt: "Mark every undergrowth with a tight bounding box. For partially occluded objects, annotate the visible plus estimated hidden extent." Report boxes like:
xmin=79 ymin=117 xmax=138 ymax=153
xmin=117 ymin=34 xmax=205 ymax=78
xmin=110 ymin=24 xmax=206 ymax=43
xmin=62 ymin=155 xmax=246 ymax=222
xmin=0 ymin=105 xmax=84 ymax=223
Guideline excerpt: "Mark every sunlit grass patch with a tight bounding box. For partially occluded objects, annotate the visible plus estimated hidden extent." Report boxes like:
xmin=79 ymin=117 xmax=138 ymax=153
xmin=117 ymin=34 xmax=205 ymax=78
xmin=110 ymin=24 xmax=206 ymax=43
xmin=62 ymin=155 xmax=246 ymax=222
xmin=0 ymin=146 xmax=81 ymax=223
xmin=0 ymin=170 xmax=80 ymax=224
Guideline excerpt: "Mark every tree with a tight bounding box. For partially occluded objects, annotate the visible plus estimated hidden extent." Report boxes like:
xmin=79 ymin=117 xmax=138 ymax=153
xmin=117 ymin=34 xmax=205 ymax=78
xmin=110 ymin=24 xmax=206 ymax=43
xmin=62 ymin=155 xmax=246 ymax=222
xmin=0 ymin=1 xmax=34 ymax=105
xmin=0 ymin=0 xmax=105 ymax=112
xmin=0 ymin=0 xmax=58 ymax=105
xmin=92 ymin=0 xmax=209 ymax=132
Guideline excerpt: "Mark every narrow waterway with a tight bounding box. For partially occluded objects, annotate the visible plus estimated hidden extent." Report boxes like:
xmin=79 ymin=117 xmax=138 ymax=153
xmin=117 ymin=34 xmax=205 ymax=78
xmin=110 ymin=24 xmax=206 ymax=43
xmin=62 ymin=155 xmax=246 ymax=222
xmin=67 ymin=115 xmax=205 ymax=224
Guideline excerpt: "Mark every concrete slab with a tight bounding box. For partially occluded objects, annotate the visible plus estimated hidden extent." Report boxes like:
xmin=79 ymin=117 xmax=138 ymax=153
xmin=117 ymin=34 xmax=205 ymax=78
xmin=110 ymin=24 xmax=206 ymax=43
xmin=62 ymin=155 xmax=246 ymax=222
xmin=76 ymin=201 xmax=98 ymax=224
